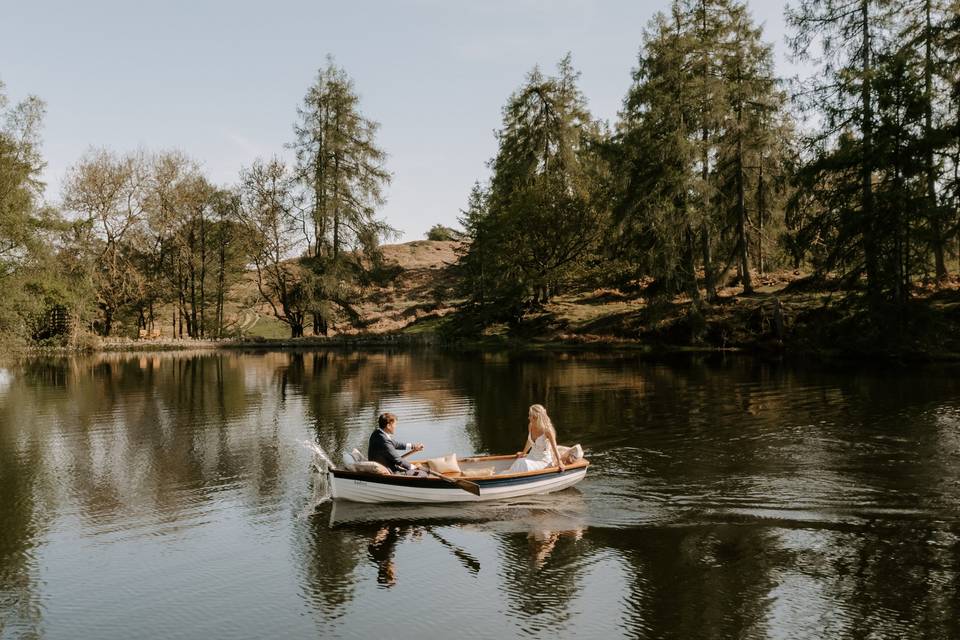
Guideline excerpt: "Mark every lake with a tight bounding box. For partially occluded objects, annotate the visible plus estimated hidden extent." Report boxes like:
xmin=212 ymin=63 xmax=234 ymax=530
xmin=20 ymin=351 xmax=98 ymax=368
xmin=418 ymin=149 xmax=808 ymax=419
xmin=1 ymin=350 xmax=959 ymax=639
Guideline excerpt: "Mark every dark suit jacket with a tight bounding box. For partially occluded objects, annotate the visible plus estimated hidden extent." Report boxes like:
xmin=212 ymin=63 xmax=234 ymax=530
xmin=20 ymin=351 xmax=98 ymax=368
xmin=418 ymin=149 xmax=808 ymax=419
xmin=368 ymin=428 xmax=412 ymax=473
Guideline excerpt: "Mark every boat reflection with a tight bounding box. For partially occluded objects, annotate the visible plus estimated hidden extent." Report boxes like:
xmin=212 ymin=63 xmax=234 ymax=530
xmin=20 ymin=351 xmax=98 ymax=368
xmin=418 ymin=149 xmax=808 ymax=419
xmin=314 ymin=490 xmax=588 ymax=591
xmin=326 ymin=489 xmax=588 ymax=528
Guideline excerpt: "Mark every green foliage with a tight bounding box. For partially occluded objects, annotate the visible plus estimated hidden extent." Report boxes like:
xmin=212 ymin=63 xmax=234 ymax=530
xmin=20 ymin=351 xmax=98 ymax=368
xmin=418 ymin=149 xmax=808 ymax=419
xmin=0 ymin=80 xmax=46 ymax=282
xmin=425 ymin=224 xmax=461 ymax=241
xmin=459 ymin=55 xmax=607 ymax=323
xmin=0 ymin=79 xmax=92 ymax=346
xmin=286 ymin=56 xmax=396 ymax=336
xmin=60 ymin=149 xmax=250 ymax=339
xmin=613 ymin=0 xmax=792 ymax=301
xmin=291 ymin=55 xmax=393 ymax=259
xmin=785 ymin=0 xmax=960 ymax=313
xmin=6 ymin=2 xmax=960 ymax=349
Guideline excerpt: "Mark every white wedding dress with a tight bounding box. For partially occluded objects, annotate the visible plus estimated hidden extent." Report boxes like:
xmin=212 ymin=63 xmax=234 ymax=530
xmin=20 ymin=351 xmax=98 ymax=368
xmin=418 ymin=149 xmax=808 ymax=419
xmin=508 ymin=435 xmax=554 ymax=473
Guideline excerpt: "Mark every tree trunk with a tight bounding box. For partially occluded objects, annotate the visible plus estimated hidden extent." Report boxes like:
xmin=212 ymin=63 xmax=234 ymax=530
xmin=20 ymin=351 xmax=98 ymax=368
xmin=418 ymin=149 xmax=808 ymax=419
xmin=189 ymin=229 xmax=198 ymax=338
xmin=313 ymin=313 xmax=328 ymax=336
xmin=103 ymin=307 xmax=113 ymax=337
xmin=893 ymin=101 xmax=905 ymax=308
xmin=736 ymin=96 xmax=754 ymax=294
xmin=290 ymin=317 xmax=304 ymax=338
xmin=332 ymin=108 xmax=341 ymax=261
xmin=757 ymin=161 xmax=765 ymax=274
xmin=924 ymin=0 xmax=947 ymax=283
xmin=861 ymin=0 xmax=880 ymax=307
xmin=216 ymin=227 xmax=225 ymax=338
xmin=701 ymin=128 xmax=717 ymax=302
xmin=685 ymin=223 xmax=702 ymax=306
xmin=199 ymin=207 xmax=207 ymax=337
xmin=702 ymin=226 xmax=717 ymax=301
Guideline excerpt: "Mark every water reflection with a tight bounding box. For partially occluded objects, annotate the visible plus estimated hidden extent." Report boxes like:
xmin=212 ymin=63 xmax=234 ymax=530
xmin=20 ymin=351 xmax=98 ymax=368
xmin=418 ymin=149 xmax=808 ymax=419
xmin=2 ymin=351 xmax=960 ymax=639
xmin=316 ymin=494 xmax=591 ymax=599
xmin=368 ymin=524 xmax=415 ymax=587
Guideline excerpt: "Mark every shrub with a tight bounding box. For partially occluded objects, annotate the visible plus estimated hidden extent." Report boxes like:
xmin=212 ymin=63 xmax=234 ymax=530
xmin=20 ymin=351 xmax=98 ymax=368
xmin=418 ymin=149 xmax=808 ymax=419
xmin=425 ymin=225 xmax=461 ymax=241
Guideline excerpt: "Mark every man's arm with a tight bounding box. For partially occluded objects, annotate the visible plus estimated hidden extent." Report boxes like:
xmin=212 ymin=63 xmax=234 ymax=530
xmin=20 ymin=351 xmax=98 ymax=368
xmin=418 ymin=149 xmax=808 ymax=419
xmin=380 ymin=432 xmax=413 ymax=471
xmin=397 ymin=440 xmax=425 ymax=453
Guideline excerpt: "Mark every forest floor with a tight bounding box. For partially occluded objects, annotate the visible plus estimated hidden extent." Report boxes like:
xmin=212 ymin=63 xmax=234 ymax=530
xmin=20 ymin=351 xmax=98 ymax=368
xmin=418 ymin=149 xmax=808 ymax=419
xmin=70 ymin=238 xmax=960 ymax=362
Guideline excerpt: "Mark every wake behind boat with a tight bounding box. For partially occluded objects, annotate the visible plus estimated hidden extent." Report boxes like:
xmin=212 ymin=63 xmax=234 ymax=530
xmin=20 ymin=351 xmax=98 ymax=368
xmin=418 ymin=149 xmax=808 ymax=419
xmin=329 ymin=454 xmax=589 ymax=503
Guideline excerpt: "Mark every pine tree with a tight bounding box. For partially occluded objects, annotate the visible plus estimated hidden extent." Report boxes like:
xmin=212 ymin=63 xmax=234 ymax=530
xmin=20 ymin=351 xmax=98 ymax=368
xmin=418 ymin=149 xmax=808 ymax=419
xmin=686 ymin=0 xmax=733 ymax=300
xmin=616 ymin=6 xmax=702 ymax=300
xmin=891 ymin=0 xmax=952 ymax=282
xmin=616 ymin=1 xmax=789 ymax=302
xmin=290 ymin=57 xmax=394 ymax=333
xmin=460 ymin=55 xmax=605 ymax=320
xmin=456 ymin=182 xmax=491 ymax=305
xmin=788 ymin=0 xmax=895 ymax=308
xmin=715 ymin=2 xmax=789 ymax=294
xmin=944 ymin=2 xmax=960 ymax=273
xmin=901 ymin=0 xmax=960 ymax=283
xmin=291 ymin=56 xmax=392 ymax=261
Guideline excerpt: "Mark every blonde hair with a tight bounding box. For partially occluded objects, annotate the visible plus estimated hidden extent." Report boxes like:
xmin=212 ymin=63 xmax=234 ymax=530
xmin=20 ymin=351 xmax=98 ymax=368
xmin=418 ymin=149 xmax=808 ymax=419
xmin=528 ymin=404 xmax=556 ymax=440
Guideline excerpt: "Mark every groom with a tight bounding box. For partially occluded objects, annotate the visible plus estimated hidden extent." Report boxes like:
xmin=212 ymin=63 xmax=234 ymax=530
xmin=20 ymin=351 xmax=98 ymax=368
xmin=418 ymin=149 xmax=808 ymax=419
xmin=368 ymin=412 xmax=425 ymax=475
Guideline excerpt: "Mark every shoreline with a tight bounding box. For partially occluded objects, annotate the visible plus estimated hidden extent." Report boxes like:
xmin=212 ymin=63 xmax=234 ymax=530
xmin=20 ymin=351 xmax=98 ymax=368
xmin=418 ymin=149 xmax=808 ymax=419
xmin=10 ymin=329 xmax=960 ymax=366
xmin=10 ymin=271 xmax=960 ymax=365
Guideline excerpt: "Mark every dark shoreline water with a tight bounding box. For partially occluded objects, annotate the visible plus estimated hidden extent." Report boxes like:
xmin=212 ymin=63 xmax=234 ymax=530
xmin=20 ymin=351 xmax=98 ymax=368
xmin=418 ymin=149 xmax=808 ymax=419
xmin=2 ymin=350 xmax=959 ymax=639
xmin=15 ymin=323 xmax=960 ymax=365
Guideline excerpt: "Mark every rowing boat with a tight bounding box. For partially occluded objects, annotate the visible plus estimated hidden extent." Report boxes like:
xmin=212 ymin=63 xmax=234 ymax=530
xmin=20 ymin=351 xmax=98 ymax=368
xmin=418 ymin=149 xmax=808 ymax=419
xmin=329 ymin=454 xmax=589 ymax=503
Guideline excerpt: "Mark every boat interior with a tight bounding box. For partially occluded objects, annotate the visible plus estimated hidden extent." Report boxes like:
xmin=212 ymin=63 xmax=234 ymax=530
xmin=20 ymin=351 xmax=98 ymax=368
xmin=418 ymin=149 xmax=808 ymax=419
xmin=338 ymin=448 xmax=589 ymax=479
xmin=410 ymin=453 xmax=589 ymax=479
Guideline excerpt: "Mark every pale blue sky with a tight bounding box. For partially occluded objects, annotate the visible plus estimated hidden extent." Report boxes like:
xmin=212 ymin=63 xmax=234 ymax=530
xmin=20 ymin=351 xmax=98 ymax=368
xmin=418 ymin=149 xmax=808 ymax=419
xmin=2 ymin=0 xmax=795 ymax=241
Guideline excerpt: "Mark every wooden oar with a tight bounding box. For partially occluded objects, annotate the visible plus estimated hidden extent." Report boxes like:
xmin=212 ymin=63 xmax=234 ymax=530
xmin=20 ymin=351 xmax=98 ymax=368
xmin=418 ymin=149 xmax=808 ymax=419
xmin=425 ymin=528 xmax=480 ymax=574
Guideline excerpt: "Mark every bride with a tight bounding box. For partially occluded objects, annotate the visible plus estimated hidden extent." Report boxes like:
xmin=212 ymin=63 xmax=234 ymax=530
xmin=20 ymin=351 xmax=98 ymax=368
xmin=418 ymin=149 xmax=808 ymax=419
xmin=508 ymin=404 xmax=565 ymax=473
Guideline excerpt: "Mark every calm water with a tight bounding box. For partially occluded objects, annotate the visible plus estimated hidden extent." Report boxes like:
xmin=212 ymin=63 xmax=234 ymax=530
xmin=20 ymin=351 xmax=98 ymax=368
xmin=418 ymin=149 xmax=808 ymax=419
xmin=1 ymin=350 xmax=959 ymax=639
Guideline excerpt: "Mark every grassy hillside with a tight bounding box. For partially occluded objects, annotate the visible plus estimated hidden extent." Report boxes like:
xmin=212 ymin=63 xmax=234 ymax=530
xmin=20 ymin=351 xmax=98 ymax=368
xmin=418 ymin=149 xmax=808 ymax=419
xmin=225 ymin=240 xmax=463 ymax=340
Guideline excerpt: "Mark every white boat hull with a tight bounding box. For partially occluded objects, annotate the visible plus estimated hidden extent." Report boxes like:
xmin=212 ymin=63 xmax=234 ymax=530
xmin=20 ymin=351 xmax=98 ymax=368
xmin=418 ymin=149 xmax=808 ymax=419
xmin=330 ymin=464 xmax=588 ymax=504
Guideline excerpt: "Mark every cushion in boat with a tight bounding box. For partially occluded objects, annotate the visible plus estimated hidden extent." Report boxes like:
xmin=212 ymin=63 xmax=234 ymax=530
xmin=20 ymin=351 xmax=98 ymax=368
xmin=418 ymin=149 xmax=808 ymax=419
xmin=422 ymin=453 xmax=461 ymax=474
xmin=350 ymin=448 xmax=367 ymax=462
xmin=558 ymin=444 xmax=583 ymax=464
xmin=461 ymin=466 xmax=495 ymax=478
xmin=347 ymin=460 xmax=390 ymax=475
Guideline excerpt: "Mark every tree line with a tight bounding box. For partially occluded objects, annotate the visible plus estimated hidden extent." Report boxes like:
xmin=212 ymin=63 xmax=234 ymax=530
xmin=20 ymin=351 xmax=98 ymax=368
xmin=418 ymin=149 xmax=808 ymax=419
xmin=459 ymin=0 xmax=960 ymax=328
xmin=0 ymin=56 xmax=393 ymax=344
xmin=2 ymin=0 xmax=960 ymax=345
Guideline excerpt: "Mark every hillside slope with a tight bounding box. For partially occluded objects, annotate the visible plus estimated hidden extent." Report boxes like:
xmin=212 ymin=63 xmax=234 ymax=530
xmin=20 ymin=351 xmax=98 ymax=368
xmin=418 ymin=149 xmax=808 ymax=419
xmin=234 ymin=239 xmax=462 ymax=339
